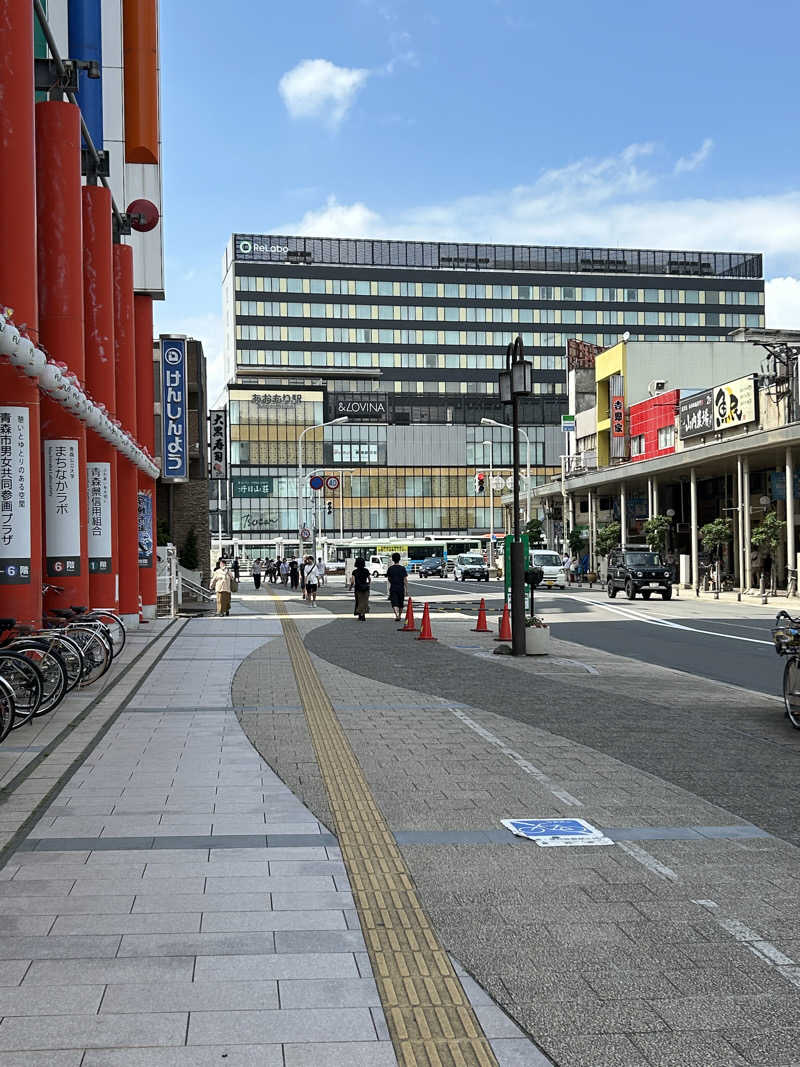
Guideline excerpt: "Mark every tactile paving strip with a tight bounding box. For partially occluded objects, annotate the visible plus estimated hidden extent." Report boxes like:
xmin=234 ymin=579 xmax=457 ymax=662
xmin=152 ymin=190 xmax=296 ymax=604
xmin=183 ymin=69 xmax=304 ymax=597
xmin=274 ymin=597 xmax=499 ymax=1067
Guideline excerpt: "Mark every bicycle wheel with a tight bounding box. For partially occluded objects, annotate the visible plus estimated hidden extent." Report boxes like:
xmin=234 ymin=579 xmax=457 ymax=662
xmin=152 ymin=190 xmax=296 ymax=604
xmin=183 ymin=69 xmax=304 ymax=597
xmin=0 ymin=651 xmax=43 ymax=727
xmin=0 ymin=677 xmax=16 ymax=741
xmin=86 ymin=611 xmax=126 ymax=657
xmin=67 ymin=626 xmax=112 ymax=686
xmin=43 ymin=633 xmax=83 ymax=692
xmin=9 ymin=642 xmax=67 ymax=716
xmin=784 ymin=657 xmax=800 ymax=729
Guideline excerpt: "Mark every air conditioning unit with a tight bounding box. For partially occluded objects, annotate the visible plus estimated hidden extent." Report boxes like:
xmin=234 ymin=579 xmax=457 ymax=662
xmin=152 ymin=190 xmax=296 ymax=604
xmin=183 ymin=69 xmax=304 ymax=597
xmin=648 ymin=379 xmax=668 ymax=396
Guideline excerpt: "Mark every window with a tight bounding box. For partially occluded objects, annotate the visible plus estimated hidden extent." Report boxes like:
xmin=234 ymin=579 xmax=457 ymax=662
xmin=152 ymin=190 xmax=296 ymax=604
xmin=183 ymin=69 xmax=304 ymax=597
xmin=422 ymin=282 xmax=436 ymax=297
xmin=624 ymin=288 xmax=638 ymax=301
xmin=444 ymin=283 xmax=458 ymax=299
xmin=644 ymin=288 xmax=659 ymax=303
xmin=540 ymin=286 xmax=554 ymax=300
xmin=644 ymin=311 xmax=659 ymax=325
xmin=378 ymin=281 xmax=392 ymax=296
xmin=745 ymin=291 xmax=760 ymax=305
xmin=663 ymin=289 xmax=679 ymax=303
xmin=686 ymin=312 xmax=699 ymax=327
xmin=355 ymin=280 xmax=370 ymax=295
xmin=705 ymin=312 xmax=719 ymax=326
xmin=562 ymin=286 xmax=575 ymax=300
xmin=746 ymin=314 xmax=762 ymax=328
xmin=657 ymin=426 xmax=675 ymax=450
xmin=705 ymin=290 xmax=719 ymax=304
xmin=631 ymin=434 xmax=645 ymax=456
xmin=581 ymin=287 xmax=596 ymax=301
xmin=685 ymin=289 xmax=699 ymax=303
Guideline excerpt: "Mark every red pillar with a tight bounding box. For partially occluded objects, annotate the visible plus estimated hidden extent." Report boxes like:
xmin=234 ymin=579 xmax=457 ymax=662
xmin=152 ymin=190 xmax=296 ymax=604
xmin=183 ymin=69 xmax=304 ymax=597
xmin=113 ymin=244 xmax=139 ymax=625
xmin=36 ymin=101 xmax=90 ymax=614
xmin=134 ymin=294 xmax=157 ymax=617
xmin=83 ymin=185 xmax=118 ymax=611
xmin=0 ymin=0 xmax=42 ymax=625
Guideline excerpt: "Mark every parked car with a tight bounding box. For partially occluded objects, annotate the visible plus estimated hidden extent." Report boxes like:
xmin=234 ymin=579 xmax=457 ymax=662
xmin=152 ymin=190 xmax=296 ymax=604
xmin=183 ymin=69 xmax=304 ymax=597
xmin=367 ymin=555 xmax=389 ymax=577
xmin=607 ymin=549 xmax=673 ymax=600
xmin=453 ymin=553 xmax=490 ymax=581
xmin=418 ymin=556 xmax=446 ymax=577
xmin=530 ymin=550 xmax=568 ymax=590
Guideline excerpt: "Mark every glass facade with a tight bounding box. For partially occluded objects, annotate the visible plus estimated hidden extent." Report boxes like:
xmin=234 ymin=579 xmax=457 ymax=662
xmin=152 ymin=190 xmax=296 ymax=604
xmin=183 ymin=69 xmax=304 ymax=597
xmin=216 ymin=235 xmax=765 ymax=548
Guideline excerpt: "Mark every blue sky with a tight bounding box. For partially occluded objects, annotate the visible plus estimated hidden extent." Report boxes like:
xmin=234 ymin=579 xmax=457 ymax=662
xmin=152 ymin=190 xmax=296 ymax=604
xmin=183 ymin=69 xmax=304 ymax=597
xmin=152 ymin=0 xmax=800 ymax=403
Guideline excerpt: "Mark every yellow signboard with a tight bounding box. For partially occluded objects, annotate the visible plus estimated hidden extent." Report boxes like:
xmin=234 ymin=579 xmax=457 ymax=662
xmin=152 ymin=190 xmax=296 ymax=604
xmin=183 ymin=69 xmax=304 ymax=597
xmin=376 ymin=544 xmax=408 ymax=555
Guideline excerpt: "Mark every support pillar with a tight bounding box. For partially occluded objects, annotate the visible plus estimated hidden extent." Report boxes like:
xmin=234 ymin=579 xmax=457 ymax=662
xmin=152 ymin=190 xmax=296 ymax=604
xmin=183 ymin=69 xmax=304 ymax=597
xmin=620 ymin=483 xmax=627 ymax=547
xmin=83 ymin=185 xmax=118 ymax=611
xmin=36 ymin=101 xmax=90 ymax=615
xmin=587 ymin=491 xmax=595 ymax=573
xmin=743 ymin=457 xmax=751 ymax=591
xmin=737 ymin=457 xmax=745 ymax=594
xmin=647 ymin=478 xmax=653 ymax=519
xmin=690 ymin=467 xmax=699 ymax=591
xmin=787 ymin=448 xmax=796 ymax=596
xmin=114 ymin=244 xmax=139 ymax=627
xmin=0 ymin=0 xmax=42 ymax=625
xmin=134 ymin=295 xmax=156 ymax=618
xmin=652 ymin=478 xmax=659 ymax=516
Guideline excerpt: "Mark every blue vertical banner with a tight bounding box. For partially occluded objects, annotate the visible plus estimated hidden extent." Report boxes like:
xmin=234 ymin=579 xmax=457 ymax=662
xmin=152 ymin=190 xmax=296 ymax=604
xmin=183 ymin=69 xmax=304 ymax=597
xmin=161 ymin=337 xmax=188 ymax=481
xmin=68 ymin=0 xmax=104 ymax=151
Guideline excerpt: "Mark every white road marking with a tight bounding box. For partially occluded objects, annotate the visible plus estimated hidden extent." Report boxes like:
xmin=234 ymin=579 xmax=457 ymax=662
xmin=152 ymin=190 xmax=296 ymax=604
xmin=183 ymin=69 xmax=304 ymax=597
xmin=617 ymin=841 xmax=678 ymax=881
xmin=693 ymin=899 xmax=800 ymax=990
xmin=450 ymin=708 xmax=582 ymax=807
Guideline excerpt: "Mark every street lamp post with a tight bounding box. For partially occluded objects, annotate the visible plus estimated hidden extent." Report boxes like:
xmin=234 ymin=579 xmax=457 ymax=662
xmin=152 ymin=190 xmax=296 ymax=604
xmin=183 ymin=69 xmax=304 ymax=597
xmin=297 ymin=417 xmax=348 ymax=557
xmin=498 ymin=338 xmax=533 ymax=657
xmin=480 ymin=439 xmax=494 ymax=569
xmin=480 ymin=417 xmax=531 ymax=523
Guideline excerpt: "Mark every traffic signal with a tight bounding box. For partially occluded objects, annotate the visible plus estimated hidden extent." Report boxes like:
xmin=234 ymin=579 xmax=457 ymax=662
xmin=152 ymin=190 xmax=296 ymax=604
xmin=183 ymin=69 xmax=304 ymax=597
xmin=474 ymin=472 xmax=485 ymax=494
xmin=326 ymin=501 xmax=333 ymax=515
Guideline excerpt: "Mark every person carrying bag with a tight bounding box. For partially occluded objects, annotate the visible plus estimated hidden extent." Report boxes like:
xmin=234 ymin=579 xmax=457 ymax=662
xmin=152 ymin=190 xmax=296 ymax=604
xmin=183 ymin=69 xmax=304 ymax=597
xmin=349 ymin=557 xmax=371 ymax=621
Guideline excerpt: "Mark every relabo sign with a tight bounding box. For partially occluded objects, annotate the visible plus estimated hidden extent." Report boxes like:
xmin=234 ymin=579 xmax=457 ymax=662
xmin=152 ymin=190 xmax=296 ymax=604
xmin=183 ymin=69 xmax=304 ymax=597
xmin=236 ymin=238 xmax=289 ymax=256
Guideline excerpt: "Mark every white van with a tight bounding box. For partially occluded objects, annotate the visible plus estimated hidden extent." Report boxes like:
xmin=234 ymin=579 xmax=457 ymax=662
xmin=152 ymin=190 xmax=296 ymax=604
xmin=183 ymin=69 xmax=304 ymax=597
xmin=367 ymin=554 xmax=389 ymax=577
xmin=531 ymin=550 xmax=568 ymax=590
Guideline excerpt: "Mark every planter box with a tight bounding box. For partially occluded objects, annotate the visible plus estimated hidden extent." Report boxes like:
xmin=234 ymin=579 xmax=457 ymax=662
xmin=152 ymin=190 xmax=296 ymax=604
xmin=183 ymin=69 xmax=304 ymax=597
xmin=525 ymin=624 xmax=551 ymax=656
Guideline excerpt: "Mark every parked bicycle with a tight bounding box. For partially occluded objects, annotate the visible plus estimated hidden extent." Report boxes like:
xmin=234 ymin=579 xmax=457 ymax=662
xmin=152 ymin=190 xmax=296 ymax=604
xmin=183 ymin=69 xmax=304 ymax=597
xmin=772 ymin=610 xmax=800 ymax=728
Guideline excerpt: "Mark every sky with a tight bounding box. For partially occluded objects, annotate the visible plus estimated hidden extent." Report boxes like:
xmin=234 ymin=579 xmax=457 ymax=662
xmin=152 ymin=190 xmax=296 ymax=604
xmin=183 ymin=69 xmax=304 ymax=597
xmin=152 ymin=0 xmax=800 ymax=406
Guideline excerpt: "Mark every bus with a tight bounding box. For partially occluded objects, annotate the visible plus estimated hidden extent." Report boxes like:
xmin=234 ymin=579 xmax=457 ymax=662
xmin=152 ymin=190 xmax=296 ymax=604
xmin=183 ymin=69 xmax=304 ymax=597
xmin=333 ymin=538 xmax=483 ymax=574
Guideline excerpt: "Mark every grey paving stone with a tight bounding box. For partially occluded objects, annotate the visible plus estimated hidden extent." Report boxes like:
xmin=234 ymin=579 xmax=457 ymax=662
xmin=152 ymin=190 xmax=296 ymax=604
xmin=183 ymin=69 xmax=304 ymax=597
xmin=0 ymin=1052 xmax=84 ymax=1066
xmin=132 ymin=892 xmax=270 ymax=913
xmin=51 ymin=912 xmax=202 ymax=936
xmin=474 ymin=1003 xmax=527 ymax=1039
xmin=279 ymin=977 xmax=381 ymax=1009
xmin=0 ymin=894 xmax=135 ymax=915
xmin=204 ymin=875 xmax=336 ymax=893
xmin=102 ymin=978 xmax=279 ymax=1013
xmin=0 ymin=916 xmax=56 ymax=935
xmin=537 ymin=1034 xmax=649 ymax=1067
xmin=0 ymin=934 xmax=120 ymax=960
xmin=81 ymin=1047 xmax=284 ymax=1067
xmin=0 ymin=1011 xmax=188 ymax=1050
xmin=274 ymin=930 xmax=367 ymax=954
xmin=22 ymin=955 xmax=194 ymax=986
xmin=187 ymin=1006 xmax=377 ymax=1045
xmin=491 ymin=1039 xmax=555 ymax=1067
xmin=117 ymin=931 xmax=276 ymax=957
xmin=0 ymin=982 xmax=104 ymax=1016
xmin=0 ymin=880 xmax=75 ymax=898
xmin=0 ymin=960 xmax=31 ymax=986
xmin=200 ymin=909 xmax=346 ymax=932
xmin=272 ymin=890 xmax=355 ymax=910
xmin=283 ymin=1043 xmax=398 ymax=1067
xmin=194 ymin=951 xmax=360 ymax=982
xmin=630 ymin=1033 xmax=750 ymax=1066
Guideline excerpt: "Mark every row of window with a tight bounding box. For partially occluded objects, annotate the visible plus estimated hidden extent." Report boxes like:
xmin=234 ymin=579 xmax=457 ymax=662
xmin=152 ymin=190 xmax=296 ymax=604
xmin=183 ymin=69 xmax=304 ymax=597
xmin=235 ymin=348 xmax=565 ymax=371
xmin=235 ymin=300 xmax=765 ymax=325
xmin=235 ymin=274 xmax=763 ymax=305
xmin=229 ymin=506 xmax=499 ymax=536
xmin=630 ymin=426 xmax=676 ymax=456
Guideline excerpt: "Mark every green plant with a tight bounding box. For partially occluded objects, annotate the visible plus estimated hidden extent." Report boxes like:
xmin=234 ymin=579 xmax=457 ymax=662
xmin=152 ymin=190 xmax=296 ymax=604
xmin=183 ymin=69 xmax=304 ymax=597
xmin=567 ymin=528 xmax=585 ymax=555
xmin=595 ymin=521 xmax=621 ymax=558
xmin=751 ymin=511 xmax=785 ymax=556
xmin=524 ymin=615 xmax=548 ymax=628
xmin=179 ymin=526 xmax=199 ymax=570
xmin=643 ymin=514 xmax=672 ymax=554
xmin=524 ymin=517 xmax=545 ymax=547
xmin=156 ymin=518 xmax=170 ymax=546
xmin=700 ymin=518 xmax=733 ymax=561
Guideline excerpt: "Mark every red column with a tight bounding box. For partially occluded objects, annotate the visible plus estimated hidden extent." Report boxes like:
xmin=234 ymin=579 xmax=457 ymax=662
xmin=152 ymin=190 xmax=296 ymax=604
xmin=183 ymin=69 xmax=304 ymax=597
xmin=36 ymin=101 xmax=90 ymax=614
xmin=0 ymin=0 xmax=42 ymax=625
xmin=134 ymin=294 xmax=156 ymax=617
xmin=113 ymin=244 xmax=139 ymax=625
xmin=83 ymin=185 xmax=118 ymax=611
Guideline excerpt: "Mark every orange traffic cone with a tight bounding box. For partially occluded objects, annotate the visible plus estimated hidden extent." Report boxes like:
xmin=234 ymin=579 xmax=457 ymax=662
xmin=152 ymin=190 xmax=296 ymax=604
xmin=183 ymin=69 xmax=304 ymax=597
xmin=399 ymin=598 xmax=417 ymax=632
xmin=495 ymin=603 xmax=512 ymax=642
xmin=416 ymin=602 xmax=437 ymax=641
xmin=472 ymin=598 xmax=492 ymax=632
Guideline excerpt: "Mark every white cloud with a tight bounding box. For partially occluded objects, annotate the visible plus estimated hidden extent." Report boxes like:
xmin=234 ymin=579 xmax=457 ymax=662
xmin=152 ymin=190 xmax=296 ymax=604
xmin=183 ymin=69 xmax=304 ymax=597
xmin=674 ymin=138 xmax=714 ymax=174
xmin=278 ymin=59 xmax=369 ymax=127
xmin=282 ymin=195 xmax=381 ymax=238
xmin=765 ymin=278 xmax=800 ymax=329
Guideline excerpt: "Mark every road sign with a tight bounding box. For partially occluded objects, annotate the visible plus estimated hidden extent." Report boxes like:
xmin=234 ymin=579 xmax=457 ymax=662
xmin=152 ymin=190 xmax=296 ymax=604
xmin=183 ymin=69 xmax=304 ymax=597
xmin=491 ymin=476 xmax=505 ymax=491
xmin=501 ymin=818 xmax=613 ymax=847
xmin=325 ymin=475 xmax=340 ymax=490
xmin=309 ymin=475 xmax=323 ymax=490
xmin=300 ymin=526 xmax=311 ymax=540
xmin=561 ymin=413 xmax=576 ymax=432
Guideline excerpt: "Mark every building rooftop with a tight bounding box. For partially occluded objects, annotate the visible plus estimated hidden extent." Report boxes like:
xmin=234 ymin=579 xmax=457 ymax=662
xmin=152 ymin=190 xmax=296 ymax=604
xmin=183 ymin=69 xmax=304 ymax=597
xmin=231 ymin=234 xmax=762 ymax=279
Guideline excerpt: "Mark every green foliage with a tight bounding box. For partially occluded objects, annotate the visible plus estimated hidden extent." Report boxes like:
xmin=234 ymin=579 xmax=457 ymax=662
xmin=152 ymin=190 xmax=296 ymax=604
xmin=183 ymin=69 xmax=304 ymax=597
xmin=595 ymin=521 xmax=621 ymax=558
xmin=156 ymin=518 xmax=170 ymax=546
xmin=179 ymin=526 xmax=199 ymax=571
xmin=567 ymin=528 xmax=585 ymax=555
xmin=524 ymin=517 xmax=545 ymax=547
xmin=700 ymin=518 xmax=732 ymax=560
xmin=643 ymin=514 xmax=672 ymax=553
xmin=751 ymin=511 xmax=785 ymax=554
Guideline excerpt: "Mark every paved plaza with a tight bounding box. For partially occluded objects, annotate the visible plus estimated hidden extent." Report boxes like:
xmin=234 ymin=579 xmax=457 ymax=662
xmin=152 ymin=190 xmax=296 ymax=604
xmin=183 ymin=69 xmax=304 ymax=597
xmin=0 ymin=584 xmax=797 ymax=1064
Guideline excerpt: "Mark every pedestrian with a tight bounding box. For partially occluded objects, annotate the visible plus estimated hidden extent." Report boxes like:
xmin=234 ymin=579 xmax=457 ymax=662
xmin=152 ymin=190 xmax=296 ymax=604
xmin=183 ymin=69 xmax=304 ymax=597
xmin=304 ymin=558 xmax=322 ymax=606
xmin=349 ymin=556 xmax=371 ymax=621
xmin=316 ymin=556 xmax=326 ymax=586
xmin=386 ymin=551 xmax=408 ymax=622
xmin=214 ymin=558 xmax=222 ymax=571
xmin=232 ymin=557 xmax=240 ymax=582
xmin=280 ymin=558 xmax=289 ymax=585
xmin=289 ymin=558 xmax=299 ymax=590
xmin=251 ymin=558 xmax=262 ymax=590
xmin=299 ymin=557 xmax=308 ymax=599
xmin=210 ymin=561 xmax=232 ymax=617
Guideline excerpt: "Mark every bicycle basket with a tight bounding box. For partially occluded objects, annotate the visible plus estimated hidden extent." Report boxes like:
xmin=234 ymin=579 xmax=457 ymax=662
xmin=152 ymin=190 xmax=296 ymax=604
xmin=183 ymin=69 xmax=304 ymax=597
xmin=771 ymin=624 xmax=800 ymax=655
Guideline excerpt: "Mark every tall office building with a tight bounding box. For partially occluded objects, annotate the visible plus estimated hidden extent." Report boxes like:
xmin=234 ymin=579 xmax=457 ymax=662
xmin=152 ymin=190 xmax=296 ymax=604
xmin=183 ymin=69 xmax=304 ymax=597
xmin=215 ymin=235 xmax=763 ymax=558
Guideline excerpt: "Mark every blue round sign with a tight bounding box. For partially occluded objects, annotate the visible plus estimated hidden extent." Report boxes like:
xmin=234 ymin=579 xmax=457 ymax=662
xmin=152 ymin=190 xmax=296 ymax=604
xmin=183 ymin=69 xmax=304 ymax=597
xmin=309 ymin=475 xmax=324 ymax=490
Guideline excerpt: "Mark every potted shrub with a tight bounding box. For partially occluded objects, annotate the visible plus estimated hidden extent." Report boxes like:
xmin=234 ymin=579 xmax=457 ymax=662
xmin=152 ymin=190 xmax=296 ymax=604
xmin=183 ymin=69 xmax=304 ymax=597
xmin=525 ymin=614 xmax=550 ymax=655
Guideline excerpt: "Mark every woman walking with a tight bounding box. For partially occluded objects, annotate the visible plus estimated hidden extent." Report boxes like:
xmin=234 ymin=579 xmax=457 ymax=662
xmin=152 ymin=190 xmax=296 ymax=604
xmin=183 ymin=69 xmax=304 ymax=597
xmin=304 ymin=558 xmax=322 ymax=606
xmin=349 ymin=557 xmax=371 ymax=621
xmin=210 ymin=561 xmax=232 ymax=617
xmin=280 ymin=559 xmax=289 ymax=585
xmin=251 ymin=558 xmax=262 ymax=591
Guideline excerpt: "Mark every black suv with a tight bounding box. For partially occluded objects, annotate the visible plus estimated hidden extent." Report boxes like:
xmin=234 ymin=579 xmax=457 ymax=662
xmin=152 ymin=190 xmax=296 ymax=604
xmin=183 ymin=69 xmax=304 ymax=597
xmin=418 ymin=556 xmax=446 ymax=577
xmin=607 ymin=550 xmax=673 ymax=600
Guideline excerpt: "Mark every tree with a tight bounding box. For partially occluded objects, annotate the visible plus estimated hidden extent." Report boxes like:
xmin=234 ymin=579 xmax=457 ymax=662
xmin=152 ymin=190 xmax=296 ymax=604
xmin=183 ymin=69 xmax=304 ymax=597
xmin=179 ymin=526 xmax=199 ymax=571
xmin=595 ymin=521 xmax=621 ymax=558
xmin=700 ymin=518 xmax=732 ymax=596
xmin=643 ymin=514 xmax=672 ymax=555
xmin=524 ymin=517 xmax=545 ymax=547
xmin=567 ymin=528 xmax=585 ymax=556
xmin=751 ymin=512 xmax=785 ymax=593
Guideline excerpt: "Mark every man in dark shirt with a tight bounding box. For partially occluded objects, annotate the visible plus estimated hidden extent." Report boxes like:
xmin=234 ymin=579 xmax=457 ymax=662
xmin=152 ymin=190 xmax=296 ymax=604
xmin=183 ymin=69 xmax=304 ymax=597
xmin=386 ymin=552 xmax=409 ymax=621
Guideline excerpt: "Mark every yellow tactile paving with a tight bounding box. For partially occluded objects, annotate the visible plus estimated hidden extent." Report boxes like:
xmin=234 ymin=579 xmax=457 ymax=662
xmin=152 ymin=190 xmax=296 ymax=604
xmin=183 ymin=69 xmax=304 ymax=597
xmin=274 ymin=597 xmax=499 ymax=1067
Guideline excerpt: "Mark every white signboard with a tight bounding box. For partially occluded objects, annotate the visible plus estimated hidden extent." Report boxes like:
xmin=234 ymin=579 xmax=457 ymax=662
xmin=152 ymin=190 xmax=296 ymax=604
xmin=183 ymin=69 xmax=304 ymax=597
xmin=86 ymin=462 xmax=112 ymax=573
xmin=44 ymin=439 xmax=81 ymax=577
xmin=0 ymin=406 xmax=31 ymax=584
xmin=713 ymin=375 xmax=758 ymax=431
